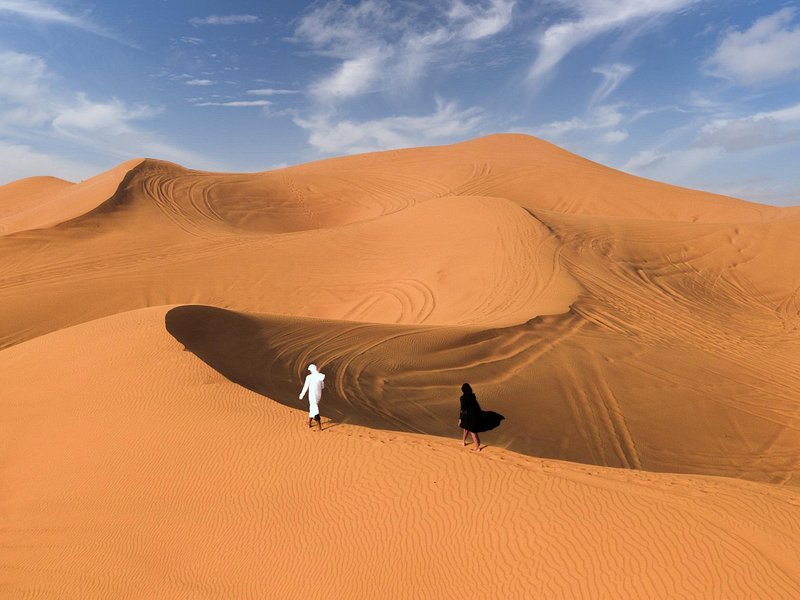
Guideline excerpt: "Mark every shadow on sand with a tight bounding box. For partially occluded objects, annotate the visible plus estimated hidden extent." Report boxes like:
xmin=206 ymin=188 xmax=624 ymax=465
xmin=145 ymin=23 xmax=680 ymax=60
xmin=165 ymin=304 xmax=505 ymax=439
xmin=165 ymin=305 xmax=300 ymax=407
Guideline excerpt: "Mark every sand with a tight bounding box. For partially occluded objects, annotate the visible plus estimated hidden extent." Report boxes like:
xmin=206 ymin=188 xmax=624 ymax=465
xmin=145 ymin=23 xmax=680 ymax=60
xmin=2 ymin=134 xmax=800 ymax=597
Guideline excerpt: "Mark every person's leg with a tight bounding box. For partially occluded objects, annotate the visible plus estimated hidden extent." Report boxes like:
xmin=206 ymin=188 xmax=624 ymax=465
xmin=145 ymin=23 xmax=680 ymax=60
xmin=308 ymin=417 xmax=313 ymax=428
xmin=315 ymin=414 xmax=322 ymax=431
xmin=471 ymin=432 xmax=481 ymax=451
xmin=462 ymin=428 xmax=469 ymax=446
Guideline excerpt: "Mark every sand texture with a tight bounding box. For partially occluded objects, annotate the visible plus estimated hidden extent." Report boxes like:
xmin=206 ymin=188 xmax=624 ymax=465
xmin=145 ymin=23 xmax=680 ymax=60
xmin=2 ymin=134 xmax=800 ymax=597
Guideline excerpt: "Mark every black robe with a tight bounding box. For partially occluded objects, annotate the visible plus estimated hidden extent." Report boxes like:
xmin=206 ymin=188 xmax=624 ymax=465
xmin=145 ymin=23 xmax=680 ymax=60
xmin=460 ymin=392 xmax=505 ymax=433
xmin=459 ymin=392 xmax=482 ymax=432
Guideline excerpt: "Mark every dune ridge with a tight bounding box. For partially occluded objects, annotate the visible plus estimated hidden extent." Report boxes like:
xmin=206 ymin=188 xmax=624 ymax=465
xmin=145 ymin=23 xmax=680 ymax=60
xmin=3 ymin=133 xmax=800 ymax=597
xmin=0 ymin=159 xmax=143 ymax=236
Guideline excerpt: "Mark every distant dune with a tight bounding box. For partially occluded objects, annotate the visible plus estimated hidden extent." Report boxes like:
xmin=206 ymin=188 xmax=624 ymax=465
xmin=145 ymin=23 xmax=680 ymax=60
xmin=3 ymin=134 xmax=800 ymax=597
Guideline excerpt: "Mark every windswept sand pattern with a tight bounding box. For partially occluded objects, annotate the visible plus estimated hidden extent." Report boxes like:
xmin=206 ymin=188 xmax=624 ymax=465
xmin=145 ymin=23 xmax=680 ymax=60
xmin=4 ymin=134 xmax=800 ymax=596
xmin=2 ymin=307 xmax=800 ymax=599
xmin=339 ymin=278 xmax=436 ymax=323
xmin=163 ymin=293 xmax=800 ymax=482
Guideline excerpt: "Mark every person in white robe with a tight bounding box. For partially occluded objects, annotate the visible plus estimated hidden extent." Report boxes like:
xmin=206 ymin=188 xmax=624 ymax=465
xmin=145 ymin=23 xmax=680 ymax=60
xmin=299 ymin=364 xmax=326 ymax=430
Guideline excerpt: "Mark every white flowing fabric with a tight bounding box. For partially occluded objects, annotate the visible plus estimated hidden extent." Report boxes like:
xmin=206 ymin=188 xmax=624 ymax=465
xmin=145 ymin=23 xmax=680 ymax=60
xmin=299 ymin=364 xmax=325 ymax=417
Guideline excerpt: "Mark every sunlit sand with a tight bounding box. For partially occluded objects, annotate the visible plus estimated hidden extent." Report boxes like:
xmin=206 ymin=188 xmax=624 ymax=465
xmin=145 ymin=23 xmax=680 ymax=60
xmin=3 ymin=134 xmax=800 ymax=598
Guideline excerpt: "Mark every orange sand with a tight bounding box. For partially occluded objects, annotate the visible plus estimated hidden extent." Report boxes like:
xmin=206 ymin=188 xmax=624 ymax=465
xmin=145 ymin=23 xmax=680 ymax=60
xmin=2 ymin=134 xmax=800 ymax=597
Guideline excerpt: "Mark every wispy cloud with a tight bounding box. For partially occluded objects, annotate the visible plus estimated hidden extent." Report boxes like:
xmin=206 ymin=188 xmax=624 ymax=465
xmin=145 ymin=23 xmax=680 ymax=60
xmin=294 ymin=0 xmax=516 ymax=105
xmin=0 ymin=51 xmax=218 ymax=180
xmin=0 ymin=51 xmax=48 ymax=104
xmin=694 ymin=102 xmax=800 ymax=152
xmin=534 ymin=104 xmax=628 ymax=144
xmin=246 ymin=88 xmax=300 ymax=96
xmin=448 ymin=0 xmax=516 ymax=41
xmin=590 ymin=63 xmax=634 ymax=106
xmin=190 ymin=14 xmax=261 ymax=27
xmin=194 ymin=100 xmax=271 ymax=107
xmin=0 ymin=0 xmax=131 ymax=44
xmin=706 ymin=8 xmax=800 ymax=85
xmin=621 ymin=101 xmax=800 ymax=203
xmin=186 ymin=79 xmax=214 ymax=86
xmin=294 ymin=98 xmax=484 ymax=155
xmin=51 ymin=94 xmax=157 ymax=134
xmin=311 ymin=49 xmax=388 ymax=100
xmin=0 ymin=140 xmax=99 ymax=184
xmin=528 ymin=0 xmax=697 ymax=88
xmin=0 ymin=0 xmax=85 ymax=26
xmin=623 ymin=146 xmax=720 ymax=176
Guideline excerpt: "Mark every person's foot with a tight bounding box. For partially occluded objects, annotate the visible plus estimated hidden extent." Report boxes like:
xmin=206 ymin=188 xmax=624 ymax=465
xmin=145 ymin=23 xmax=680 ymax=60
xmin=472 ymin=446 xmax=482 ymax=452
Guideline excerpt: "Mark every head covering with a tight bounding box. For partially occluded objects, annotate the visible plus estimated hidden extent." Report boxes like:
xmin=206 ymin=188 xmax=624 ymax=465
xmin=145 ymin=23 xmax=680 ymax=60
xmin=308 ymin=364 xmax=318 ymax=373
xmin=461 ymin=383 xmax=472 ymax=394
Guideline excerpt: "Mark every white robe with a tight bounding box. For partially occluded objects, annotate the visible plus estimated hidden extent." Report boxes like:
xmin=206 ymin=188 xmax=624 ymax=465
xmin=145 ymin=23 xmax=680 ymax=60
xmin=300 ymin=371 xmax=325 ymax=417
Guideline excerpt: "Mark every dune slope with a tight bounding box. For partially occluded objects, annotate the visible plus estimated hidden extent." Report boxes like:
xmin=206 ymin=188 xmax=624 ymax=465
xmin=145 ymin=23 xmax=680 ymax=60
xmin=3 ymin=134 xmax=799 ymax=482
xmin=3 ymin=306 xmax=800 ymax=599
xmin=0 ymin=159 xmax=142 ymax=235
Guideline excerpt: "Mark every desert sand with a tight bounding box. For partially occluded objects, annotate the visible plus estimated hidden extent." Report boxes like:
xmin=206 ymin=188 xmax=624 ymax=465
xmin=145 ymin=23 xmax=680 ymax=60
xmin=2 ymin=134 xmax=800 ymax=597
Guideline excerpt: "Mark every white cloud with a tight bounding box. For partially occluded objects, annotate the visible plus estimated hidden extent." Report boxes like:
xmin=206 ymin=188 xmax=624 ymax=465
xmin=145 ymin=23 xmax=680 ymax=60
xmin=590 ymin=63 xmax=634 ymax=106
xmin=602 ymin=129 xmax=628 ymax=143
xmin=52 ymin=94 xmax=157 ymax=134
xmin=623 ymin=146 xmax=721 ymax=179
xmin=0 ymin=140 xmax=98 ymax=185
xmin=528 ymin=0 xmax=696 ymax=87
xmin=0 ymin=0 xmax=84 ymax=27
xmin=294 ymin=0 xmax=516 ymax=104
xmin=0 ymin=51 xmax=48 ymax=103
xmin=706 ymin=8 xmax=800 ymax=85
xmin=194 ymin=100 xmax=271 ymax=107
xmin=623 ymin=144 xmax=800 ymax=205
xmin=294 ymin=0 xmax=392 ymax=51
xmin=246 ymin=88 xmax=300 ymax=96
xmin=186 ymin=79 xmax=214 ymax=86
xmin=0 ymin=0 xmax=130 ymax=43
xmin=310 ymin=49 xmax=387 ymax=100
xmin=535 ymin=104 xmax=626 ymax=140
xmin=0 ymin=51 xmax=54 ymax=127
xmin=294 ymin=98 xmax=484 ymax=155
xmin=694 ymin=102 xmax=800 ymax=152
xmin=624 ymin=148 xmax=667 ymax=171
xmin=0 ymin=52 xmax=219 ymax=181
xmin=448 ymin=0 xmax=516 ymax=41
xmin=705 ymin=179 xmax=800 ymax=206
xmin=190 ymin=14 xmax=260 ymax=26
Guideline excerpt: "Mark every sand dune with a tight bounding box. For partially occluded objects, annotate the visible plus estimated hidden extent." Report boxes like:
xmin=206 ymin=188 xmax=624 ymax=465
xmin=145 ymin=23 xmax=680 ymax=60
xmin=3 ymin=306 xmax=800 ymax=598
xmin=0 ymin=159 xmax=142 ymax=236
xmin=3 ymin=133 xmax=800 ymax=597
xmin=0 ymin=176 xmax=72 ymax=219
xmin=1 ymin=135 xmax=799 ymax=480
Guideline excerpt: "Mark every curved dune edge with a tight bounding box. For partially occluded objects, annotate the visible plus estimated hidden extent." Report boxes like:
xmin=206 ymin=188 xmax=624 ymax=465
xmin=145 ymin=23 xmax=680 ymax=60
xmin=0 ymin=175 xmax=72 ymax=218
xmin=0 ymin=193 xmax=580 ymax=349
xmin=0 ymin=158 xmax=144 ymax=236
xmin=165 ymin=304 xmax=800 ymax=484
xmin=2 ymin=305 xmax=800 ymax=599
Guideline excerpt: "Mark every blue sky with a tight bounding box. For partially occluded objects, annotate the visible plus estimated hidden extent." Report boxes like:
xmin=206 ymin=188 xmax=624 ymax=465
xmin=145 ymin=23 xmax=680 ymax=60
xmin=1 ymin=1 xmax=799 ymax=205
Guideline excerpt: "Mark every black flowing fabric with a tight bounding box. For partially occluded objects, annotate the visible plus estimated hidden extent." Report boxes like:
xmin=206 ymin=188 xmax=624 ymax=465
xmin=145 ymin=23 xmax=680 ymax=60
xmin=459 ymin=393 xmax=504 ymax=433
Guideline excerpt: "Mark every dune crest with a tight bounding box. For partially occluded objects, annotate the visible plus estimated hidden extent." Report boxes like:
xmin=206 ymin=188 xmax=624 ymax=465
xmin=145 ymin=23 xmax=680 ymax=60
xmin=0 ymin=159 xmax=143 ymax=236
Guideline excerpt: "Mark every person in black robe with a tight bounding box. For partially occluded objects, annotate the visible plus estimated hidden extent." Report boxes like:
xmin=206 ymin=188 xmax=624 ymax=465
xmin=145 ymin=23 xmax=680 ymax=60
xmin=459 ymin=383 xmax=482 ymax=451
